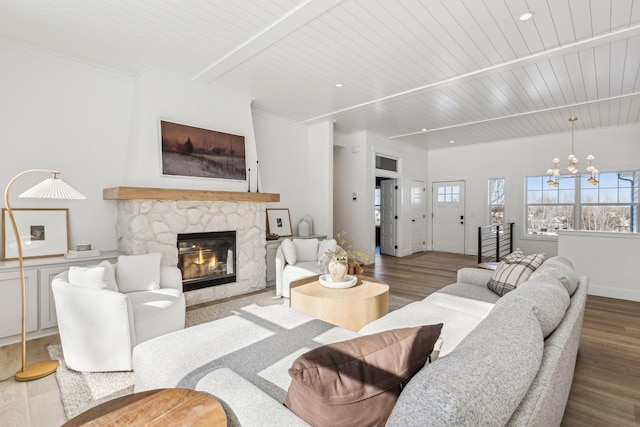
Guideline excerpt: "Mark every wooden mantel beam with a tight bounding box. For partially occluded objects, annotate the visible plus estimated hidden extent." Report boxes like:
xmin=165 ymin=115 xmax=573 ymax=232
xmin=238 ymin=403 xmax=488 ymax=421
xmin=103 ymin=187 xmax=279 ymax=203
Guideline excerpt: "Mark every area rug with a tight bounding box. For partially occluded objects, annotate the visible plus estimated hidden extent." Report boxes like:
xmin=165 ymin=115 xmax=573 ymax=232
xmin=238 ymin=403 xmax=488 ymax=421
xmin=49 ymin=289 xmax=416 ymax=420
xmin=395 ymin=251 xmax=478 ymax=272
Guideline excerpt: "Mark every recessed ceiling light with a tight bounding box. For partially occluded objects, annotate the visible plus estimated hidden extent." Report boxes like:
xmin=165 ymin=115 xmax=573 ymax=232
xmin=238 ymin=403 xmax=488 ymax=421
xmin=422 ymin=128 xmax=427 ymax=132
xmin=449 ymin=140 xmax=455 ymax=144
xmin=335 ymin=83 xmax=344 ymax=88
xmin=519 ymin=11 xmax=534 ymax=21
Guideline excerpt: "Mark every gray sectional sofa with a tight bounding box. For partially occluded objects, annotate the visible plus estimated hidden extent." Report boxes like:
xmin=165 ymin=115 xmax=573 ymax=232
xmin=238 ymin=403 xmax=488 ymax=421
xmin=132 ymin=256 xmax=588 ymax=426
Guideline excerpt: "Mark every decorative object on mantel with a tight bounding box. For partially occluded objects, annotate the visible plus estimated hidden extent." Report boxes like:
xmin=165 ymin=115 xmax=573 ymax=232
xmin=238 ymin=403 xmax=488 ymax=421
xmin=266 ymin=208 xmax=293 ymax=237
xmin=160 ymin=120 xmax=247 ymax=181
xmin=247 ymin=167 xmax=251 ymax=192
xmin=256 ymin=160 xmax=260 ymax=193
xmin=546 ymin=117 xmax=599 ymax=186
xmin=297 ymin=218 xmax=311 ymax=237
xmin=4 ymin=169 xmax=85 ymax=382
xmin=65 ymin=249 xmax=101 ymax=259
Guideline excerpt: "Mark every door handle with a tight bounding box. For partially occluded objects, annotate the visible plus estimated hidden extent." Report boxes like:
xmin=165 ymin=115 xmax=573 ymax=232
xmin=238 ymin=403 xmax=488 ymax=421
xmin=412 ymin=219 xmax=416 ymax=222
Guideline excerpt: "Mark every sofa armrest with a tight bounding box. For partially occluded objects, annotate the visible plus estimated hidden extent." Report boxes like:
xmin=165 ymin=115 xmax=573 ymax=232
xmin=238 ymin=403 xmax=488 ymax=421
xmin=456 ymin=267 xmax=493 ymax=287
xmin=52 ymin=273 xmax=136 ymax=371
xmin=160 ymin=266 xmax=183 ymax=291
xmin=275 ymin=244 xmax=287 ymax=297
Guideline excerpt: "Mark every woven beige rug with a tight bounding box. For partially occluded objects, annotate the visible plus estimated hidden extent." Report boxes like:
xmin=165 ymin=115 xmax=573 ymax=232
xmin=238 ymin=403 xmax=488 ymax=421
xmin=50 ymin=288 xmax=416 ymax=420
xmin=395 ymin=251 xmax=478 ymax=272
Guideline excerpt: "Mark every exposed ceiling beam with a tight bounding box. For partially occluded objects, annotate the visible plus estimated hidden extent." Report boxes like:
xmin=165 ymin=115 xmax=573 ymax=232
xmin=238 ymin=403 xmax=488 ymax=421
xmin=302 ymin=24 xmax=640 ymax=125
xmin=193 ymin=0 xmax=344 ymax=84
xmin=390 ymin=92 xmax=640 ymax=140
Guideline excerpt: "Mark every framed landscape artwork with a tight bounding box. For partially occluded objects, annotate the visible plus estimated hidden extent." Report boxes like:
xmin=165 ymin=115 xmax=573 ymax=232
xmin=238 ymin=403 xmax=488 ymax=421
xmin=160 ymin=120 xmax=247 ymax=181
xmin=266 ymin=209 xmax=292 ymax=237
xmin=2 ymin=208 xmax=70 ymax=260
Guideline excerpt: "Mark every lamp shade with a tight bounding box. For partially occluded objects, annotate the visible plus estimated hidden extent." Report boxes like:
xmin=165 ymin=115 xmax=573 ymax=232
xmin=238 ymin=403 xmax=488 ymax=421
xmin=18 ymin=176 xmax=86 ymax=200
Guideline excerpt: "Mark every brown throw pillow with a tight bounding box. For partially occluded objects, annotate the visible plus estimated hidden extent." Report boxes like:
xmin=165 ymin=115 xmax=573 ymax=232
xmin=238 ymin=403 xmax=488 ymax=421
xmin=283 ymin=324 xmax=443 ymax=427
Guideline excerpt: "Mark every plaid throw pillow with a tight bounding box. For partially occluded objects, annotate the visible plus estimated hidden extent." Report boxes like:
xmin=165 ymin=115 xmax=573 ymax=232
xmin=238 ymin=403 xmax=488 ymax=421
xmin=487 ymin=253 xmax=545 ymax=296
xmin=502 ymin=248 xmax=524 ymax=263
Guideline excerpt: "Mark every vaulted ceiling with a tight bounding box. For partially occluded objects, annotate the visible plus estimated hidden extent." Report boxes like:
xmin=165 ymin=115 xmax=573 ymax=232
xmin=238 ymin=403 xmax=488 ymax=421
xmin=1 ymin=0 xmax=639 ymax=149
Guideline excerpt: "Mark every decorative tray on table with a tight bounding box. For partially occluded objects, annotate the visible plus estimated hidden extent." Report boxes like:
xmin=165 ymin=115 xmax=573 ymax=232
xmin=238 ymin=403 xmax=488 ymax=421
xmin=319 ymin=274 xmax=358 ymax=289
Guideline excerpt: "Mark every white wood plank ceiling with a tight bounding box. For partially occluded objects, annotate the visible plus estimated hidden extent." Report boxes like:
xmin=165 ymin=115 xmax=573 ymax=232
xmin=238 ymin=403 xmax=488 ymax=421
xmin=1 ymin=0 xmax=639 ymax=149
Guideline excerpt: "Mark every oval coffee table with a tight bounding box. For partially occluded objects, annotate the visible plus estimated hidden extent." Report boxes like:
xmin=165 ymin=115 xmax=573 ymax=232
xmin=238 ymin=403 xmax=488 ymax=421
xmin=63 ymin=388 xmax=226 ymax=426
xmin=289 ymin=275 xmax=389 ymax=331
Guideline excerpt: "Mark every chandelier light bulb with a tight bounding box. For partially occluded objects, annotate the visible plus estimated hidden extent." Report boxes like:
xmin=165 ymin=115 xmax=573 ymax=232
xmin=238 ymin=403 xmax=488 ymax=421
xmin=586 ymin=165 xmax=595 ymax=172
xmin=546 ymin=169 xmax=553 ymax=175
xmin=586 ymin=154 xmax=595 ymax=161
xmin=552 ymin=158 xmax=560 ymax=164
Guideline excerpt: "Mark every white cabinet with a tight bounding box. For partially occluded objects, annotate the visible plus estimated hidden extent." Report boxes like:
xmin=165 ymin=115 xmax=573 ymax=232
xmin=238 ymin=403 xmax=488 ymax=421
xmin=0 ymin=251 xmax=119 ymax=346
xmin=0 ymin=269 xmax=38 ymax=338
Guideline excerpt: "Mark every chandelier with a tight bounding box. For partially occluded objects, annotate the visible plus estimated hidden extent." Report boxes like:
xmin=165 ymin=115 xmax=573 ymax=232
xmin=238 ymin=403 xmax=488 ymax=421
xmin=546 ymin=117 xmax=598 ymax=186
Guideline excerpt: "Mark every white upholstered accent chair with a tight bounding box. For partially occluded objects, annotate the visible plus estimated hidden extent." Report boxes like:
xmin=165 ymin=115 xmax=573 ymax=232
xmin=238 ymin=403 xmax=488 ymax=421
xmin=275 ymin=238 xmax=337 ymax=298
xmin=52 ymin=255 xmax=185 ymax=372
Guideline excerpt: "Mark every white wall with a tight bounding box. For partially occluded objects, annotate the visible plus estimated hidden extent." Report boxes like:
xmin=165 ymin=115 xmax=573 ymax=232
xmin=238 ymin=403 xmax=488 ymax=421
xmin=125 ymin=68 xmax=258 ymax=192
xmin=427 ymin=124 xmax=640 ymax=257
xmin=0 ymin=42 xmax=133 ymax=251
xmin=252 ymin=111 xmax=311 ymax=230
xmin=308 ymin=121 xmax=334 ymax=237
xmin=333 ymin=130 xmax=429 ymax=257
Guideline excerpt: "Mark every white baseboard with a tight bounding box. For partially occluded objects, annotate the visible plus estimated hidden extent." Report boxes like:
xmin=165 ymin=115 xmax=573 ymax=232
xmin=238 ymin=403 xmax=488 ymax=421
xmin=588 ymin=285 xmax=640 ymax=302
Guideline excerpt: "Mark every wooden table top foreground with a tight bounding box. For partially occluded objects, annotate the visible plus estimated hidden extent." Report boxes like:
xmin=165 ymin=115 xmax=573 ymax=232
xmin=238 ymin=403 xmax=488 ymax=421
xmin=63 ymin=388 xmax=227 ymax=427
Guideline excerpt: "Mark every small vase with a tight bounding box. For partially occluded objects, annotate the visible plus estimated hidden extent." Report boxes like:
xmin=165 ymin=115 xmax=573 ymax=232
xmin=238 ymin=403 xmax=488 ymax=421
xmin=328 ymin=258 xmax=348 ymax=282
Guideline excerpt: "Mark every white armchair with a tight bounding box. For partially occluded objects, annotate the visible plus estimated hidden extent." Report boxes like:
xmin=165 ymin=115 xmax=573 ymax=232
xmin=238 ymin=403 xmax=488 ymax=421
xmin=275 ymin=238 xmax=337 ymax=298
xmin=52 ymin=257 xmax=185 ymax=372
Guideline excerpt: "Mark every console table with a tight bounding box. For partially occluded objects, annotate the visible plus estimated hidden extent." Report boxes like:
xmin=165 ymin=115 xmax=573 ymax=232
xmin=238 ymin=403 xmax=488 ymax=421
xmin=289 ymin=275 xmax=389 ymax=331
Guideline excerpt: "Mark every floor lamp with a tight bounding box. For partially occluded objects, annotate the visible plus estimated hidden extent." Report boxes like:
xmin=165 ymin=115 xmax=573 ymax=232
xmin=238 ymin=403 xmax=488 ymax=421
xmin=4 ymin=169 xmax=85 ymax=382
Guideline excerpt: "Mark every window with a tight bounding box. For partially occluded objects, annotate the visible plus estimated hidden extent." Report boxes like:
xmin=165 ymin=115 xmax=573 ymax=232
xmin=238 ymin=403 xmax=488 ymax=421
xmin=489 ymin=178 xmax=505 ymax=224
xmin=437 ymin=185 xmax=460 ymax=203
xmin=526 ymin=172 xmax=638 ymax=235
xmin=375 ymin=155 xmax=398 ymax=172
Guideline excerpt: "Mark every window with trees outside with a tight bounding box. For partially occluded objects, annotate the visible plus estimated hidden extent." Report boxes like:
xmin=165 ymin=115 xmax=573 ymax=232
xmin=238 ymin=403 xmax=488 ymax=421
xmin=489 ymin=178 xmax=505 ymax=224
xmin=526 ymin=171 xmax=638 ymax=236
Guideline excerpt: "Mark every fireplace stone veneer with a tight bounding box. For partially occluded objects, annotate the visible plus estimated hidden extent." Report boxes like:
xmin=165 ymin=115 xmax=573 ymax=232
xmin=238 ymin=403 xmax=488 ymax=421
xmin=114 ymin=199 xmax=267 ymax=306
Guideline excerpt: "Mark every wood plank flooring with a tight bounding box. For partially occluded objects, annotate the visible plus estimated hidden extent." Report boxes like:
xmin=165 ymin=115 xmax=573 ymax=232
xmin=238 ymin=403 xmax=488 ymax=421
xmin=0 ymin=252 xmax=638 ymax=426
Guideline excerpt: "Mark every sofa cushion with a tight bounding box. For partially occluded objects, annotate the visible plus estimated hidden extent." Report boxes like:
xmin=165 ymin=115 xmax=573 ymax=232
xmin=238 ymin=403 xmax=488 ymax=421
xmin=387 ymin=301 xmax=543 ymax=427
xmin=98 ymin=260 xmax=119 ymax=292
xmin=116 ymin=253 xmax=161 ymax=293
xmin=494 ymin=277 xmax=569 ymax=338
xmin=438 ymin=282 xmax=501 ymax=304
xmin=487 ymin=253 xmax=545 ymax=296
xmin=530 ymin=256 xmax=579 ymax=296
xmin=68 ymin=265 xmax=110 ymax=290
xmin=502 ymin=248 xmax=524 ymax=263
xmin=293 ymin=238 xmax=319 ymax=262
xmin=284 ymin=325 xmax=443 ymax=427
xmin=281 ymin=239 xmax=297 ymax=265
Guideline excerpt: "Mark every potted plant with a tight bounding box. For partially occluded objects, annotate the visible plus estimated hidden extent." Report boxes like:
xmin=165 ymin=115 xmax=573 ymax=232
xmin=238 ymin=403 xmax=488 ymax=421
xmin=321 ymin=231 xmax=373 ymax=282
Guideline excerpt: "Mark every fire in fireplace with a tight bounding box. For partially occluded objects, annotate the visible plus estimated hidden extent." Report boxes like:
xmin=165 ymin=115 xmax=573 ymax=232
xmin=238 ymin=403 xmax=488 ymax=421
xmin=177 ymin=231 xmax=236 ymax=292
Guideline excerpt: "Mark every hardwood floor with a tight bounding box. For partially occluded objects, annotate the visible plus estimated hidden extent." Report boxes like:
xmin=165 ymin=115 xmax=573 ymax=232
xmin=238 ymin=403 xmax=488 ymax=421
xmin=0 ymin=252 xmax=638 ymax=426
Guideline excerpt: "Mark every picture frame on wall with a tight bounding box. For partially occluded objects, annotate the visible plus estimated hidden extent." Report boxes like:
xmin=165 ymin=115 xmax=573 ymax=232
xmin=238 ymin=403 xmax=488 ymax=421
xmin=2 ymin=208 xmax=70 ymax=260
xmin=160 ymin=120 xmax=247 ymax=181
xmin=266 ymin=208 xmax=293 ymax=237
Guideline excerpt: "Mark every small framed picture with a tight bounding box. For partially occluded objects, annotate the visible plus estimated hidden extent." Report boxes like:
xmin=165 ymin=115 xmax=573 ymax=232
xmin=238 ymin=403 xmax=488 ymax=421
xmin=266 ymin=208 xmax=292 ymax=237
xmin=2 ymin=208 xmax=70 ymax=260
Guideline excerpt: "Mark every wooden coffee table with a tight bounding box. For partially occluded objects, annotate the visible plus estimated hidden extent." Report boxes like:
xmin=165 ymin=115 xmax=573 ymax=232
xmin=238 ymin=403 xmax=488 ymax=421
xmin=63 ymin=388 xmax=226 ymax=426
xmin=289 ymin=275 xmax=389 ymax=332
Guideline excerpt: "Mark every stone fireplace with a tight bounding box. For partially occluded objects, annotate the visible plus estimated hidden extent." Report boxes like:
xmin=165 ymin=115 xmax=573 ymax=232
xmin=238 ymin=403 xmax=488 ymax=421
xmin=104 ymin=187 xmax=279 ymax=306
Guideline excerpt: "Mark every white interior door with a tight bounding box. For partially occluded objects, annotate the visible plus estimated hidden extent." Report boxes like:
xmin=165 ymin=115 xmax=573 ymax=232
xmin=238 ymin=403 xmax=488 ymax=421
xmin=432 ymin=181 xmax=465 ymax=253
xmin=380 ymin=179 xmax=396 ymax=256
xmin=411 ymin=180 xmax=426 ymax=253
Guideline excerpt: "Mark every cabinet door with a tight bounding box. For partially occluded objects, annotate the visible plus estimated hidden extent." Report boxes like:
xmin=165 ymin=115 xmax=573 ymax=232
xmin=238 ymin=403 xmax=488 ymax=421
xmin=0 ymin=270 xmax=38 ymax=339
xmin=40 ymin=265 xmax=72 ymax=329
xmin=265 ymin=241 xmax=282 ymax=282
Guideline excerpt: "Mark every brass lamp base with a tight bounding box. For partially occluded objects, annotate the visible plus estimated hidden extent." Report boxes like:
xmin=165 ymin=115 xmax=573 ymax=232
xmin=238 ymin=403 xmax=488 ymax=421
xmin=15 ymin=359 xmax=59 ymax=382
